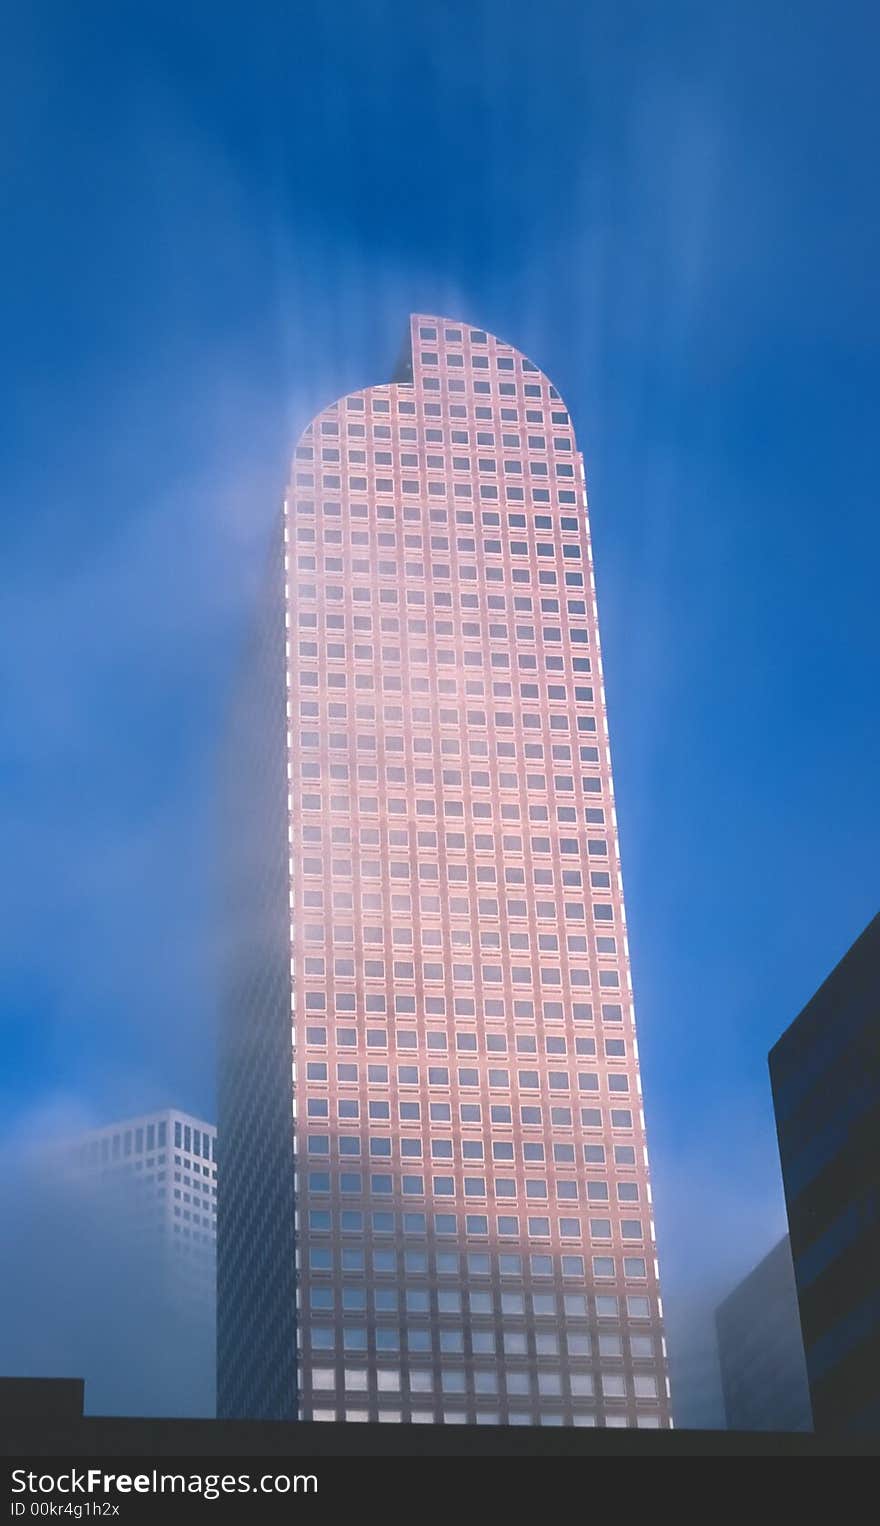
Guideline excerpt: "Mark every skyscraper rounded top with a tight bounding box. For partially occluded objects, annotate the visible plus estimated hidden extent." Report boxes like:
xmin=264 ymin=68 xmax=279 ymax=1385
xmin=294 ymin=314 xmax=571 ymax=455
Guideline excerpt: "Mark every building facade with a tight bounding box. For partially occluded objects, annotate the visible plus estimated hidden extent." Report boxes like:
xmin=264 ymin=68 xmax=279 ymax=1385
xmin=66 ymin=1108 xmax=218 ymax=1300
xmin=715 ymin=1236 xmax=812 ymax=1432
xmin=218 ymin=314 xmax=671 ymax=1428
xmin=60 ymin=1108 xmax=217 ymax=1416
xmin=769 ymin=913 xmax=880 ymax=1435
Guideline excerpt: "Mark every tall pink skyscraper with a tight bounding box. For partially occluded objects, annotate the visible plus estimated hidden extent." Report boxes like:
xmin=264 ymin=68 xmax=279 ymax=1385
xmin=218 ymin=315 xmax=671 ymax=1429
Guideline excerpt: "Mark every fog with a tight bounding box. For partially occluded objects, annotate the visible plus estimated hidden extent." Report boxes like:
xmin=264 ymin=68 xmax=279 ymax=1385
xmin=3 ymin=1 xmax=876 ymax=1431
xmin=0 ymin=1105 xmax=214 ymax=1417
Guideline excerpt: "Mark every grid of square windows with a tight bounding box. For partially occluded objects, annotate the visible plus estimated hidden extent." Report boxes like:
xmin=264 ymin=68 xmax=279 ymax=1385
xmin=282 ymin=317 xmax=668 ymax=1427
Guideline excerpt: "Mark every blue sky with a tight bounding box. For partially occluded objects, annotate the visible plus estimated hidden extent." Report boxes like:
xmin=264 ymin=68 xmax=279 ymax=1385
xmin=2 ymin=0 xmax=878 ymax=1421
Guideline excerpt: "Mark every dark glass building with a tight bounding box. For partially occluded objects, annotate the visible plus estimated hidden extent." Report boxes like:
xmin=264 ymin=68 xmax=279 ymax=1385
xmin=715 ymin=1236 xmax=812 ymax=1432
xmin=768 ymin=913 xmax=880 ymax=1435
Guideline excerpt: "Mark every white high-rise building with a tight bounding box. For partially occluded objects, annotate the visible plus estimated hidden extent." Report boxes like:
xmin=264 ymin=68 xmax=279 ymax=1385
xmin=65 ymin=1108 xmax=217 ymax=1301
xmin=50 ymin=1108 xmax=218 ymax=1415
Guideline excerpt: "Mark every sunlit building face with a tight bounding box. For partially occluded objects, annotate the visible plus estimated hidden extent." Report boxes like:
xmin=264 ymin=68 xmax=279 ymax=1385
xmin=218 ymin=315 xmax=671 ymax=1429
